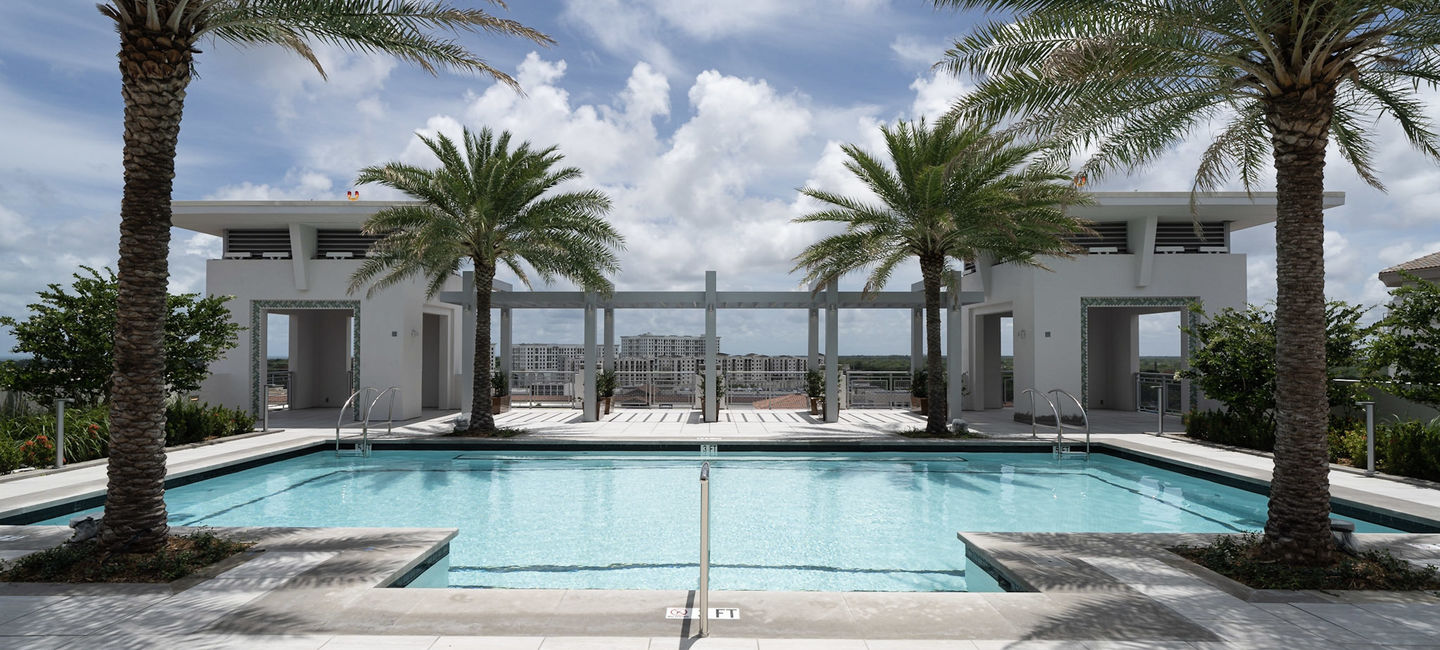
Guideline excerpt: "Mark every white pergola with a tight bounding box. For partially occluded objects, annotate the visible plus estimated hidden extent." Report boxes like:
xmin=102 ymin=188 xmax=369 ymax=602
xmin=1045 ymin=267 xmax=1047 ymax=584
xmin=441 ymin=271 xmax=983 ymax=423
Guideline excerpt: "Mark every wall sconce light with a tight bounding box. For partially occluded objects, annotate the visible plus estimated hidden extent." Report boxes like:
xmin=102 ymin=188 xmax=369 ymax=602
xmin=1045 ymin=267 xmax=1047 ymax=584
xmin=1018 ymin=329 xmax=1028 ymax=340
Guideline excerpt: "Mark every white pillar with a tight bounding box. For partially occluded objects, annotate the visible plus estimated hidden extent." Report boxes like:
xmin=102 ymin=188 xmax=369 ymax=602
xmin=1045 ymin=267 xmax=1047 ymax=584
xmin=807 ymin=308 xmax=819 ymax=371
xmin=459 ymin=272 xmax=475 ymax=415
xmin=824 ymin=280 xmax=839 ymax=423
xmin=910 ymin=308 xmax=923 ymax=374
xmin=947 ymin=271 xmax=964 ymax=422
xmin=583 ymin=298 xmax=597 ymax=422
xmin=603 ymin=308 xmax=615 ymax=373
xmin=499 ymin=308 xmax=512 ymax=378
xmin=704 ymin=271 xmax=718 ymax=422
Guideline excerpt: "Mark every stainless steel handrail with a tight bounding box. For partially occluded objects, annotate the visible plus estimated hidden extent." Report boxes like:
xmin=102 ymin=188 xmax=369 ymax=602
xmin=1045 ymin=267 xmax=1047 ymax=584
xmin=699 ymin=461 xmax=711 ymax=638
xmin=336 ymin=386 xmax=376 ymax=454
xmin=363 ymin=386 xmax=402 ymax=455
xmin=1047 ymin=388 xmax=1090 ymax=458
xmin=1020 ymin=388 xmax=1061 ymax=440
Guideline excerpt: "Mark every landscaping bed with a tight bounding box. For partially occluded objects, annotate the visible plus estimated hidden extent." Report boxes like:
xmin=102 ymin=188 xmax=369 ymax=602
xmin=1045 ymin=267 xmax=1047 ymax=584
xmin=0 ymin=531 xmax=252 ymax=583
xmin=1171 ymin=533 xmax=1440 ymax=591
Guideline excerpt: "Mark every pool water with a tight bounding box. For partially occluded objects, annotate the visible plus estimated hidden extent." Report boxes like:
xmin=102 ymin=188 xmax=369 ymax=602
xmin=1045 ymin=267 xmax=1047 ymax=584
xmin=39 ymin=451 xmax=1399 ymax=591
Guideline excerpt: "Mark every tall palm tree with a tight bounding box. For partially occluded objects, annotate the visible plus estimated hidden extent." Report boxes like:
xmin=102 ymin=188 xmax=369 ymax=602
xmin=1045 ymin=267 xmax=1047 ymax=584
xmin=792 ymin=116 xmax=1090 ymax=434
xmin=349 ymin=127 xmax=624 ymax=434
xmin=95 ymin=0 xmax=551 ymax=553
xmin=936 ymin=0 xmax=1440 ymax=565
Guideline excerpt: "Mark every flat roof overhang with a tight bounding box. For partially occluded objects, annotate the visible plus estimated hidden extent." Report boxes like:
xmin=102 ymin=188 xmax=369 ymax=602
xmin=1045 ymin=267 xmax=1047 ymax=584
xmin=172 ymin=192 xmax=1346 ymax=237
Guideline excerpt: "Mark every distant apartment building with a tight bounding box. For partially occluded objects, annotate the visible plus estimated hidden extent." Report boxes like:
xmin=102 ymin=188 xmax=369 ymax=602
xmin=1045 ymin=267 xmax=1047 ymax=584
xmin=512 ymin=343 xmax=615 ymax=372
xmin=621 ymin=333 xmax=716 ymax=358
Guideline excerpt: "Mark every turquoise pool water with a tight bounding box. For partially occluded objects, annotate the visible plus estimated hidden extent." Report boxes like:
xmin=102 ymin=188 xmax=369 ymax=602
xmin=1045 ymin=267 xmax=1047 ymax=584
xmin=38 ymin=451 xmax=1399 ymax=591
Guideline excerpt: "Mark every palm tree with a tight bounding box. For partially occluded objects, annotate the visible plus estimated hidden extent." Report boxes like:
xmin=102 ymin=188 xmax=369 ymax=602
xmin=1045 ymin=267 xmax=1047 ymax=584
xmin=936 ymin=0 xmax=1440 ymax=565
xmin=349 ymin=127 xmax=624 ymax=434
xmin=95 ymin=0 xmax=551 ymax=553
xmin=792 ymin=116 xmax=1090 ymax=434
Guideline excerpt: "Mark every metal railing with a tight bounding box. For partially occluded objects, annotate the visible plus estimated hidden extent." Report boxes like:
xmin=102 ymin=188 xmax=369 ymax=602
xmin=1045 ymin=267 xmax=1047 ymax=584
xmin=266 ymin=370 xmax=292 ymax=410
xmin=365 ymin=386 xmax=402 ymax=452
xmin=1020 ymin=388 xmax=1062 ymax=440
xmin=507 ymin=370 xmax=578 ymax=407
xmin=1047 ymin=388 xmax=1090 ymax=458
xmin=845 ymin=370 xmax=908 ymax=409
xmin=722 ymin=370 xmax=806 ymax=409
xmin=1136 ymin=372 xmax=1183 ymax=414
xmin=335 ymin=386 xmax=375 ymax=455
xmin=698 ymin=461 xmax=711 ymax=638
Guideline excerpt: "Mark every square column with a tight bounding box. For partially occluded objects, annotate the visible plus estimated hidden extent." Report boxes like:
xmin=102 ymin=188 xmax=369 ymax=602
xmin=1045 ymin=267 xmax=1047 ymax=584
xmin=704 ymin=271 xmax=718 ymax=422
xmin=910 ymin=308 xmax=923 ymax=374
xmin=583 ymin=297 xmax=597 ymax=422
xmin=824 ymin=280 xmax=839 ymax=423
xmin=947 ymin=272 xmax=964 ymax=423
xmin=807 ymin=308 xmax=819 ymax=371
xmin=603 ymin=308 xmax=615 ymax=372
xmin=459 ymin=272 xmax=476 ymax=416
xmin=499 ymin=308 xmax=512 ymax=378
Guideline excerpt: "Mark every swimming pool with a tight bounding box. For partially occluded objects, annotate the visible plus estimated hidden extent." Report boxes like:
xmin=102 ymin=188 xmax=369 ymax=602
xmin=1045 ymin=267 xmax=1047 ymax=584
xmin=35 ymin=450 xmax=1400 ymax=591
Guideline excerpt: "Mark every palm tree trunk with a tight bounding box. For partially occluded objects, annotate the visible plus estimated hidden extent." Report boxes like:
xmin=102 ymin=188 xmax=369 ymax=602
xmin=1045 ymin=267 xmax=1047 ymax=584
xmin=99 ymin=27 xmax=194 ymax=553
xmin=469 ymin=263 xmax=496 ymax=433
xmin=921 ymin=254 xmax=948 ymax=435
xmin=1262 ymin=89 xmax=1336 ymax=565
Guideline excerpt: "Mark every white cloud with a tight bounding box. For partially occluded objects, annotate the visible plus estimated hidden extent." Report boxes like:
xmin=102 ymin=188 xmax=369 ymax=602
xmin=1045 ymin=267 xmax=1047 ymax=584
xmin=908 ymin=72 xmax=968 ymax=122
xmin=206 ymin=171 xmax=336 ymax=201
xmin=890 ymin=35 xmax=948 ymax=68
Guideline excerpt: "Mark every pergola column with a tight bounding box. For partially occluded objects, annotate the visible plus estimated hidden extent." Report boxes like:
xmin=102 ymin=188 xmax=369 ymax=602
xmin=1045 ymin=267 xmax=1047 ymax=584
xmin=824 ymin=280 xmax=839 ymax=423
xmin=704 ymin=271 xmax=718 ymax=422
xmin=807 ymin=308 xmax=819 ymax=372
xmin=603 ymin=308 xmax=615 ymax=372
xmin=946 ymin=271 xmax=964 ymax=423
xmin=458 ymin=271 xmax=476 ymax=415
xmin=583 ymin=296 xmax=597 ymax=422
xmin=910 ymin=308 xmax=923 ymax=375
xmin=499 ymin=308 xmax=512 ymax=379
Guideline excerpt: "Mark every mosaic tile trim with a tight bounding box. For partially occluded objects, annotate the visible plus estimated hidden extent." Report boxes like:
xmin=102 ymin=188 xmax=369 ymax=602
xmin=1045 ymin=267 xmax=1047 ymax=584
xmin=1079 ymin=296 xmax=1200 ymax=409
xmin=249 ymin=299 xmax=361 ymax=415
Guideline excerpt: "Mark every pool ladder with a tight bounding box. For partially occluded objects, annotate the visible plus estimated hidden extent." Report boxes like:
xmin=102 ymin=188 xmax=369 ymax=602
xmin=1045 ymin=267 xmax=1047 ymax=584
xmin=1020 ymin=387 xmax=1090 ymax=459
xmin=335 ymin=386 xmax=401 ymax=456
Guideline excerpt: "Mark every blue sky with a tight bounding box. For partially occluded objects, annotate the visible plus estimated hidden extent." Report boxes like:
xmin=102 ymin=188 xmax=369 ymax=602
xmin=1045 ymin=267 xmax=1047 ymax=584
xmin=2 ymin=1 xmax=1439 ymax=360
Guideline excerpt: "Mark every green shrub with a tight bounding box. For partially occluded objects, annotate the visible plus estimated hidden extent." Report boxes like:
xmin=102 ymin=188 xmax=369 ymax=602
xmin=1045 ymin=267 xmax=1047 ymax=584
xmin=0 ymin=437 xmax=21 ymax=474
xmin=18 ymin=434 xmax=55 ymax=468
xmin=165 ymin=401 xmax=254 ymax=446
xmin=1328 ymin=419 xmax=1368 ymax=465
xmin=1184 ymin=409 xmax=1276 ymax=451
xmin=1377 ymin=417 xmax=1440 ymax=482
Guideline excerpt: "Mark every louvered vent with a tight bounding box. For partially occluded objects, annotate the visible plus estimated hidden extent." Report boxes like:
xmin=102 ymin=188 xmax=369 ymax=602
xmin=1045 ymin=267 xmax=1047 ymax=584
xmin=224 ymin=229 xmax=290 ymax=258
xmin=963 ymin=259 xmax=977 ymax=275
xmin=1066 ymin=221 xmax=1129 ymax=253
xmin=1155 ymin=221 xmax=1227 ymax=253
xmin=317 ymin=229 xmax=383 ymax=258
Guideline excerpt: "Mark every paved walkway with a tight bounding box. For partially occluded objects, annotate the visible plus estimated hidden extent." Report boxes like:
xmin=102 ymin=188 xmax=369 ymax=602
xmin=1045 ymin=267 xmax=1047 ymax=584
xmin=1 ymin=407 xmax=1439 ymax=648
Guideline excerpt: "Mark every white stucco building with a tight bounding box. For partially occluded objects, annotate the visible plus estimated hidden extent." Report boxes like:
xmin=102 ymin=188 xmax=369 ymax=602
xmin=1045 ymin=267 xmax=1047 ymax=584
xmin=957 ymin=191 xmax=1345 ymax=417
xmin=173 ymin=191 xmax=1344 ymax=423
xmin=173 ymin=201 xmax=466 ymax=420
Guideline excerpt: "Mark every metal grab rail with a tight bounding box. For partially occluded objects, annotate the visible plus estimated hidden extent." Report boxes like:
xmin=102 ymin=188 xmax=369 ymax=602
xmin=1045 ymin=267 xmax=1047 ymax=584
xmin=336 ymin=386 xmax=376 ymax=454
xmin=1020 ymin=388 xmax=1062 ymax=440
xmin=698 ymin=461 xmax=711 ymax=638
xmin=362 ymin=386 xmax=402 ymax=455
xmin=1047 ymin=389 xmax=1091 ymax=458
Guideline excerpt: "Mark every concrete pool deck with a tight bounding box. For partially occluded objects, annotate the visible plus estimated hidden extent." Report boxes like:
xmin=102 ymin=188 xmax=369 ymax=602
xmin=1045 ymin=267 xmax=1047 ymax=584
xmin=1 ymin=407 xmax=1439 ymax=648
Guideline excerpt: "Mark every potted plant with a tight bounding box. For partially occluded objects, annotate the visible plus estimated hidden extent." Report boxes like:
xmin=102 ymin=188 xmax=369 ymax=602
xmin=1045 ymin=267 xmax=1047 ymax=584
xmin=805 ymin=369 xmax=824 ymax=415
xmin=912 ymin=368 xmax=947 ymax=412
xmin=596 ymin=369 xmax=617 ymax=418
xmin=697 ymin=372 xmax=727 ymax=420
xmin=491 ymin=371 xmax=510 ymax=414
